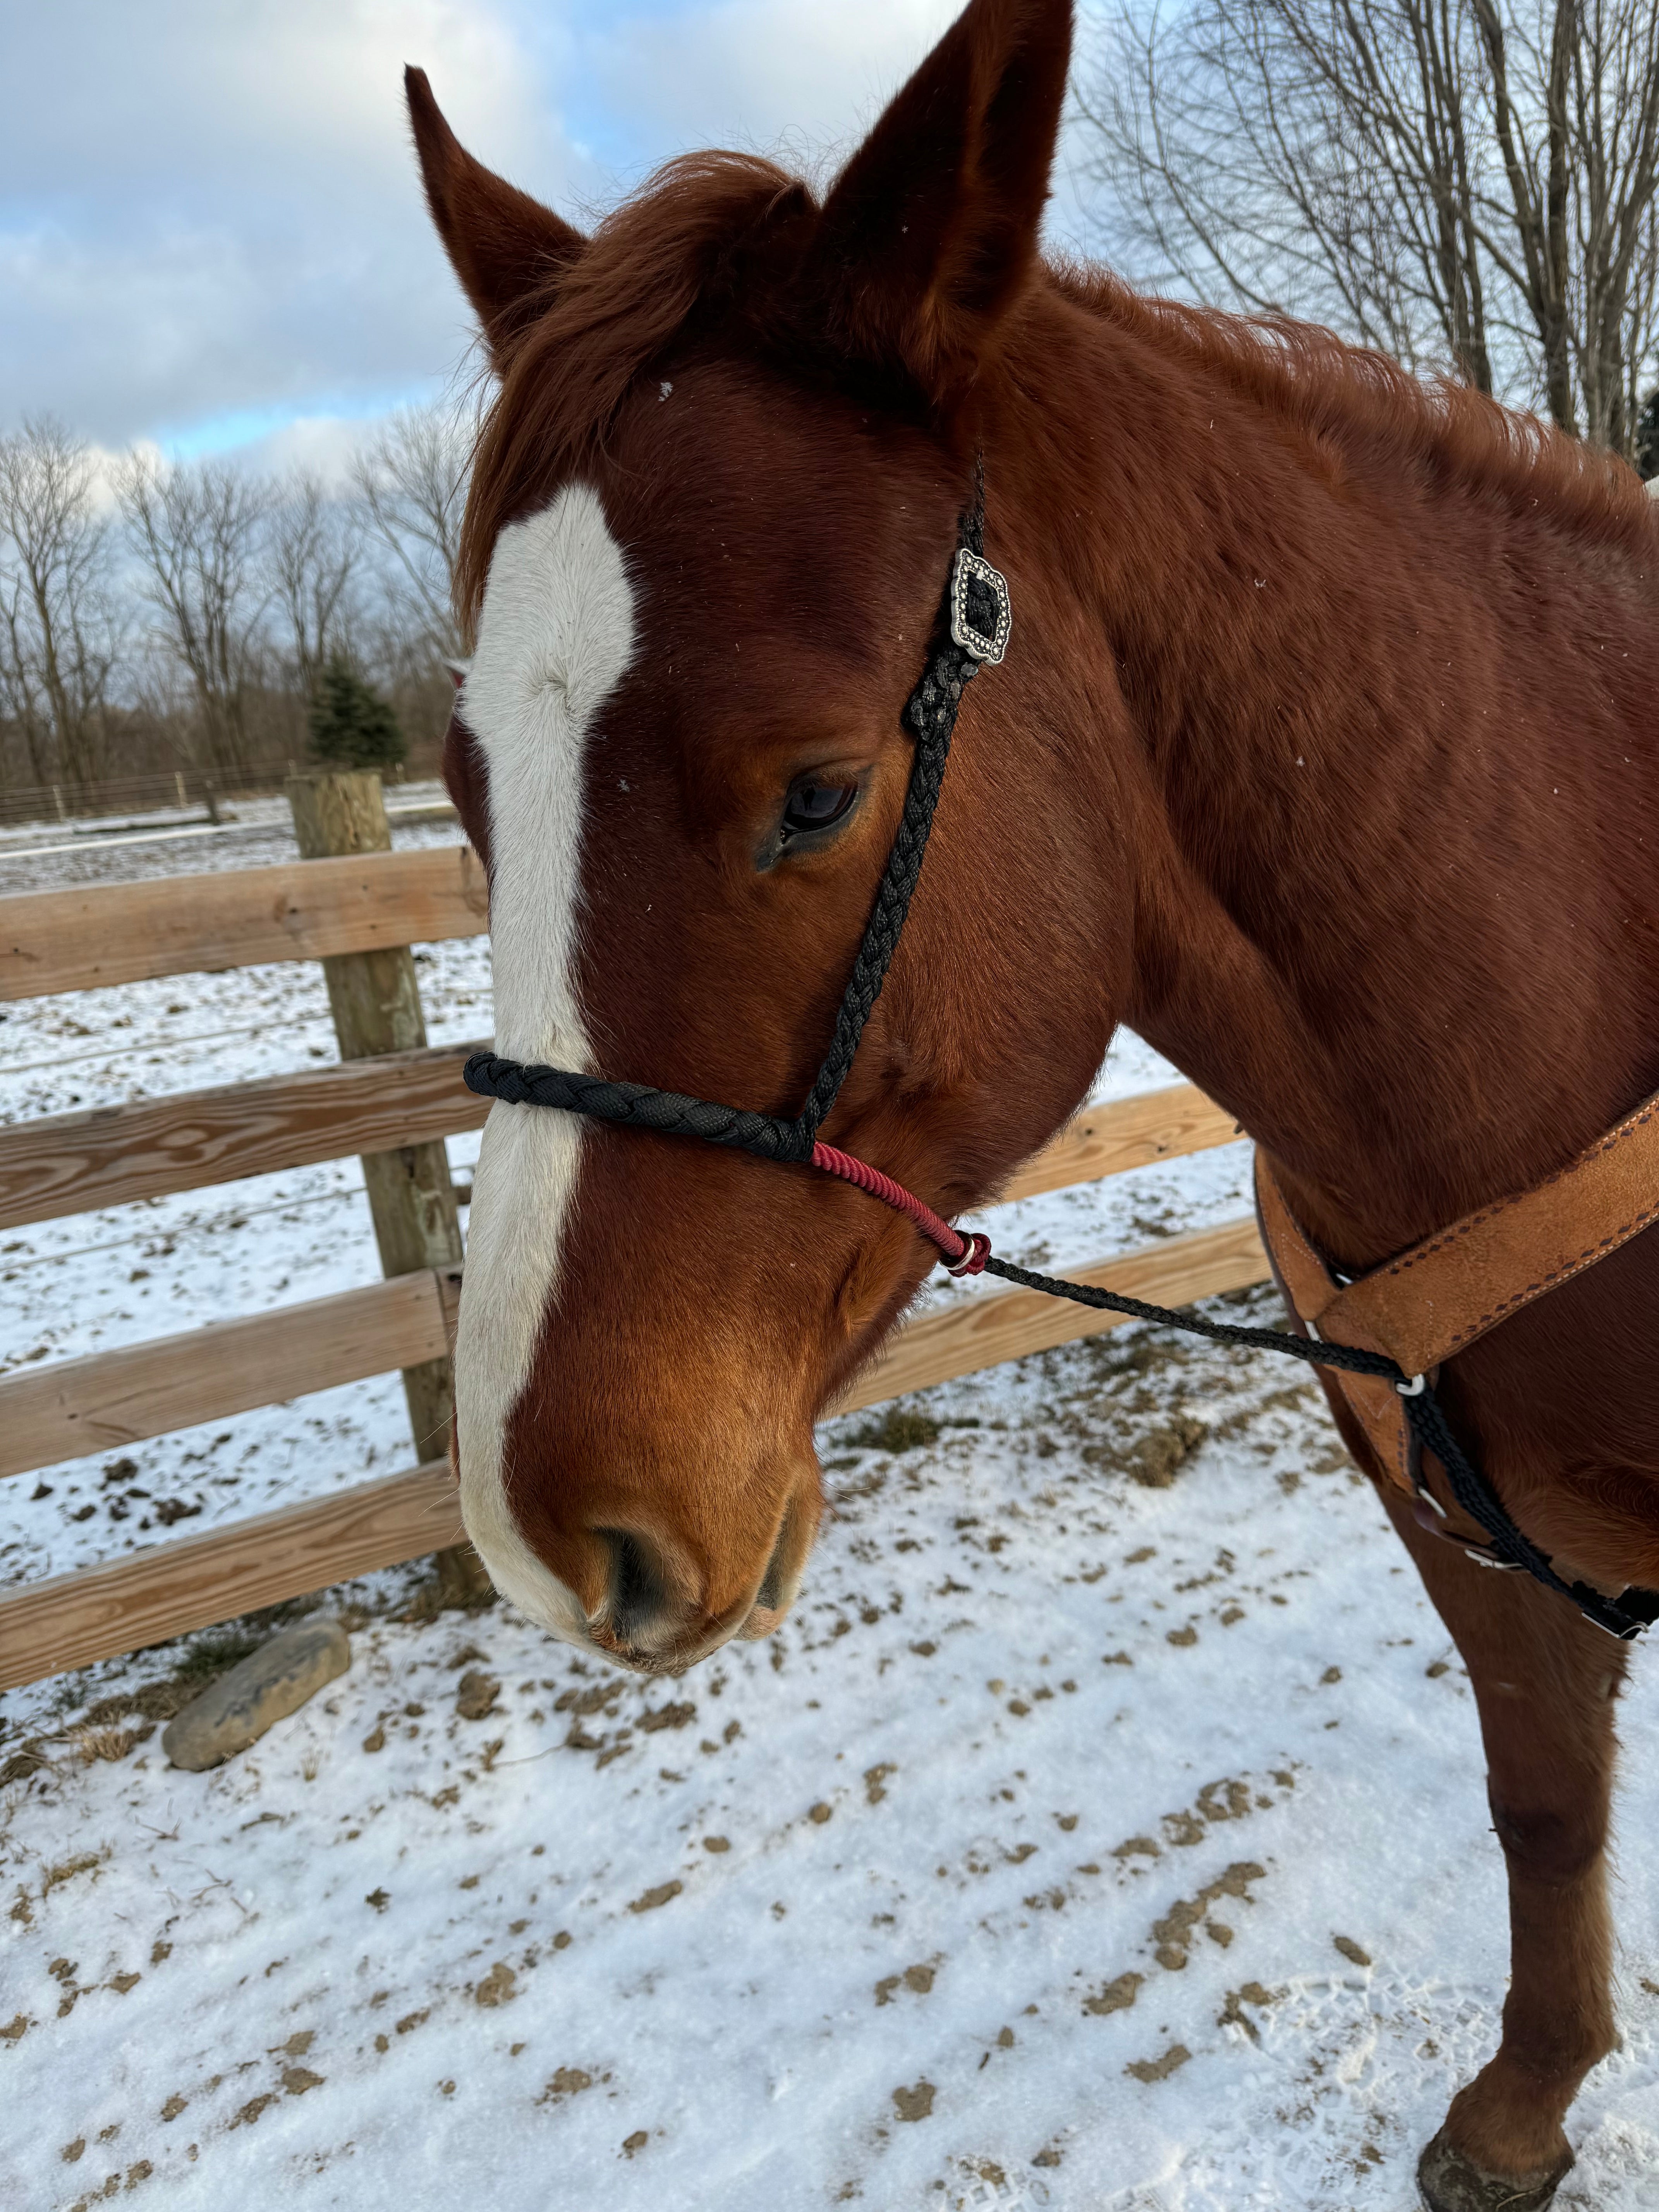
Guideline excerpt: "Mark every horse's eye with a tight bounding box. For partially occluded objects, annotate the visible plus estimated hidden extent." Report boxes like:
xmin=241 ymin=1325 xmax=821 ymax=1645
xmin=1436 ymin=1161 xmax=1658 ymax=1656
xmin=782 ymin=779 xmax=858 ymax=837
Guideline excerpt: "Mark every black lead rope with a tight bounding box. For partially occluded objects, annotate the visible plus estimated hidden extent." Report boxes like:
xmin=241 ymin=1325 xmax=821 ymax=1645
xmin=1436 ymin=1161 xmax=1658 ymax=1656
xmin=462 ymin=472 xmax=1657 ymax=1644
xmin=979 ymin=1254 xmax=1659 ymax=1641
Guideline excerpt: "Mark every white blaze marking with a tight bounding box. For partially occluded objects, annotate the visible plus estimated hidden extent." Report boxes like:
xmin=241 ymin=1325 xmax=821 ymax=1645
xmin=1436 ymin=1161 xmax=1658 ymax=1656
xmin=453 ymin=485 xmax=635 ymax=1641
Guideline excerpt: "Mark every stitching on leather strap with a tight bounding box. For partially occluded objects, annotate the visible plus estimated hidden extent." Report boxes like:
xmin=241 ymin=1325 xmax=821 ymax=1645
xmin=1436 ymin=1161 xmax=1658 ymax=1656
xmin=1321 ymin=1086 xmax=1659 ymax=1372
xmin=1378 ymin=1099 xmax=1657 ymax=1275
xmin=1430 ymin=1200 xmax=1659 ymax=1352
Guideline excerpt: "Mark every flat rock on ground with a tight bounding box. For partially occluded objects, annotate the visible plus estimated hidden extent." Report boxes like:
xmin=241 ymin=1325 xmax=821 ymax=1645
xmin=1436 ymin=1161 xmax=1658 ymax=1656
xmin=161 ymin=1619 xmax=350 ymax=1771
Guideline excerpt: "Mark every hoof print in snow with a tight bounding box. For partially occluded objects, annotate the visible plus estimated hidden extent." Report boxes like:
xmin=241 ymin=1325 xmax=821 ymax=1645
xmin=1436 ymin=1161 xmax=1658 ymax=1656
xmin=538 ymin=2067 xmax=598 ymax=2105
xmin=1126 ymin=2042 xmax=1191 ymax=2083
xmin=1082 ymin=1970 xmax=1142 ymax=2016
xmin=472 ymin=1962 xmax=517 ymax=2007
xmin=161 ymin=1620 xmax=350 ymax=1771
xmin=1417 ymin=2130 xmax=1573 ymax=2212
xmin=628 ymin=1880 xmax=682 ymax=1914
xmin=892 ymin=2080 xmax=936 ymax=2122
xmin=455 ymin=1669 xmax=501 ymax=1720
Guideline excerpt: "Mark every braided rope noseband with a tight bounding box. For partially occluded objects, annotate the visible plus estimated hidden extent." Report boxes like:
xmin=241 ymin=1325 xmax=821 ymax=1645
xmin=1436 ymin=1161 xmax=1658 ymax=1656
xmin=460 ymin=474 xmax=1657 ymax=1642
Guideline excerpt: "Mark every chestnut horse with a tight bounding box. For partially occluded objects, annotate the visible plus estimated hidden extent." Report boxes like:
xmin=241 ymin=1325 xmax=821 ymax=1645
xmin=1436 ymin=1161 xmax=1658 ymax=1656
xmin=406 ymin=3 xmax=1657 ymax=2202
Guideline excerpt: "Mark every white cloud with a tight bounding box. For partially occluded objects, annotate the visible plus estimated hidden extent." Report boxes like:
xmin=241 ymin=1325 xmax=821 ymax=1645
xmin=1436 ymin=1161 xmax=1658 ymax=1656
xmin=5 ymin=0 xmax=552 ymax=201
xmin=1 ymin=0 xmax=1103 ymax=462
xmin=0 ymin=0 xmax=578 ymax=447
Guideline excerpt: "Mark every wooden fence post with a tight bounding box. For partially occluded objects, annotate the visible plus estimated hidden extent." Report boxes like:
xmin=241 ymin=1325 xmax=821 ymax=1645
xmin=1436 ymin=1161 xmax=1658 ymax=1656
xmin=286 ymin=769 xmax=486 ymax=1605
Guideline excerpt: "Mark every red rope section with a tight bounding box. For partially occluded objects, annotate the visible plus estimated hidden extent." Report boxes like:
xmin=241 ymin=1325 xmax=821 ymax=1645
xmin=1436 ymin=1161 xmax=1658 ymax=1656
xmin=810 ymin=1141 xmax=991 ymax=1275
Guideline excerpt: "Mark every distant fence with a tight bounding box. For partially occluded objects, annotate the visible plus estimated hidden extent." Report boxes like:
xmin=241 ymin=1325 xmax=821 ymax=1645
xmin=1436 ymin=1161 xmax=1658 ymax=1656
xmin=0 ymin=757 xmax=307 ymax=831
xmin=0 ymin=843 xmax=1267 ymax=1690
xmin=0 ymin=753 xmax=445 ymax=831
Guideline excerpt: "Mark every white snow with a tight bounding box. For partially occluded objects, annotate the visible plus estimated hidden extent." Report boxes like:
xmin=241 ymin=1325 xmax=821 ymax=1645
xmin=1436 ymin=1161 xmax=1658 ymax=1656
xmin=3 ymin=796 xmax=1656 ymax=2210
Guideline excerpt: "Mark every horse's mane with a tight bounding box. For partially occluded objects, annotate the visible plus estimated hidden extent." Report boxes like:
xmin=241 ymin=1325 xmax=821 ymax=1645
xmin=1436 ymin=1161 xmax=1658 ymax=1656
xmin=1055 ymin=261 xmax=1656 ymax=552
xmin=457 ymin=154 xmax=807 ymax=632
xmin=458 ymin=151 xmax=1654 ymax=634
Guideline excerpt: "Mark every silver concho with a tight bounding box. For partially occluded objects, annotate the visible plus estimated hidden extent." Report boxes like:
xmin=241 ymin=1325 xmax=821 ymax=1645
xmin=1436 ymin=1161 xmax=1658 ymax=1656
xmin=948 ymin=548 xmax=1012 ymax=665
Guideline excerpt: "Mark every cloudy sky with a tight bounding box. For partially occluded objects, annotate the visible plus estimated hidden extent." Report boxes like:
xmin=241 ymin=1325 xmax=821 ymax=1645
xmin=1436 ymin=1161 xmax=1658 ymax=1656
xmin=1 ymin=0 xmax=1104 ymax=477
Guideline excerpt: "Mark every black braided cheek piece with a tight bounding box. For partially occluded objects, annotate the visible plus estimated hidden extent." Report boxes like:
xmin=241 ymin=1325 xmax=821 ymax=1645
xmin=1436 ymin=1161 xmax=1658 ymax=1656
xmin=798 ymin=646 xmax=979 ymax=1142
xmin=463 ymin=507 xmax=986 ymax=1156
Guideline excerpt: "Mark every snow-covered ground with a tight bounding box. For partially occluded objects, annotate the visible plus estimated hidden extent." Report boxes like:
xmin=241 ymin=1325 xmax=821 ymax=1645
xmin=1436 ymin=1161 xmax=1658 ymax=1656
xmin=2 ymin=798 xmax=1657 ymax=2211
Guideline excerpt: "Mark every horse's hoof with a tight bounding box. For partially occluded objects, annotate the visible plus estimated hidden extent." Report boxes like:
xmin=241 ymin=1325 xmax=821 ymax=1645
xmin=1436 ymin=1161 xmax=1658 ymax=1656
xmin=1417 ymin=2128 xmax=1573 ymax=2212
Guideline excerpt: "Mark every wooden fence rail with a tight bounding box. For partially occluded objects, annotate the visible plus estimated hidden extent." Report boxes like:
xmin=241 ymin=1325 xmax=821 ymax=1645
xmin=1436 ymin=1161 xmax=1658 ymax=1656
xmin=0 ymin=1462 xmax=466 ymax=1688
xmin=0 ymin=1217 xmax=1267 ymax=1688
xmin=0 ymin=1041 xmax=492 ymax=1230
xmin=0 ymin=839 xmax=1265 ymax=1693
xmin=0 ymin=845 xmax=488 ymax=1000
xmin=0 ymin=1084 xmax=1240 ymax=1477
xmin=0 ymin=1269 xmax=462 ymax=1479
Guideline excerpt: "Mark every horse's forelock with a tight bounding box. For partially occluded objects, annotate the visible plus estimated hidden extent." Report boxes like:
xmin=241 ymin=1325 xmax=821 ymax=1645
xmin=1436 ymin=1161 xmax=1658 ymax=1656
xmin=457 ymin=154 xmax=820 ymax=638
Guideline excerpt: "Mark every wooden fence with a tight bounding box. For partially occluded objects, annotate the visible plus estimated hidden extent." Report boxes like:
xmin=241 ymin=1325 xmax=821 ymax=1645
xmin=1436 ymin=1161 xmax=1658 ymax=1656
xmin=0 ymin=842 xmax=1267 ymax=1691
xmin=0 ymin=753 xmax=447 ymax=831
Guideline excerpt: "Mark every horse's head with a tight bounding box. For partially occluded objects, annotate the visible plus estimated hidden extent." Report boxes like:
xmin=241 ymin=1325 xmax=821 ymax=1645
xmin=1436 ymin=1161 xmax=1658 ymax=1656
xmin=410 ymin=0 xmax=1130 ymax=1671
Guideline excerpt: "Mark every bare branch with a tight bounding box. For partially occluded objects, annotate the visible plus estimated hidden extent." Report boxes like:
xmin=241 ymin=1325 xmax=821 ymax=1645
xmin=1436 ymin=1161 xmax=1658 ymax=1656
xmin=267 ymin=472 xmax=360 ymax=696
xmin=0 ymin=418 xmax=122 ymax=789
xmin=350 ymin=405 xmax=471 ymax=662
xmin=1079 ymin=0 xmax=1659 ymax=450
xmin=115 ymin=453 xmax=271 ymax=774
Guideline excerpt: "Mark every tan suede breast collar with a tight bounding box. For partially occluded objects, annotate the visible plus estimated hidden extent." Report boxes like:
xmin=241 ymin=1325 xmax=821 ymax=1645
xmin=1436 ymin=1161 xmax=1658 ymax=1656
xmin=1254 ymin=1084 xmax=1659 ymax=1510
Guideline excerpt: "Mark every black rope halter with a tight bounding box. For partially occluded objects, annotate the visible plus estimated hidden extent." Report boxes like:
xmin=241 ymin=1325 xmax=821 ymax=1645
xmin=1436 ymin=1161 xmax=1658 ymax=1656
xmin=461 ymin=471 xmax=1658 ymax=1643
xmin=464 ymin=488 xmax=1004 ymax=1164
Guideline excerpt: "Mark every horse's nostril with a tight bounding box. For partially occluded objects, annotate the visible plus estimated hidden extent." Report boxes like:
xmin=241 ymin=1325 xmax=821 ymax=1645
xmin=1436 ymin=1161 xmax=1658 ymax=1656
xmin=755 ymin=1497 xmax=801 ymax=1614
xmin=596 ymin=1528 xmax=666 ymax=1644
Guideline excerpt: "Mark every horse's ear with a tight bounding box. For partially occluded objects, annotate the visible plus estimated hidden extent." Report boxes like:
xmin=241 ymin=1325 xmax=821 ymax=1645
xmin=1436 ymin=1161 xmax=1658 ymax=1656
xmin=405 ymin=66 xmax=586 ymax=361
xmin=808 ymin=0 xmax=1071 ymax=401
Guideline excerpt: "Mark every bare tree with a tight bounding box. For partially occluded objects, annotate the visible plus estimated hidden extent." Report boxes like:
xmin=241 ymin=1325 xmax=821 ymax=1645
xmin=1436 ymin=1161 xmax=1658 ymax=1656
xmin=268 ymin=470 xmax=360 ymax=697
xmin=117 ymin=454 xmax=271 ymax=772
xmin=1079 ymin=0 xmax=1659 ymax=450
xmin=0 ymin=417 xmax=122 ymax=790
xmin=351 ymin=405 xmax=470 ymax=661
xmin=0 ymin=409 xmax=471 ymax=805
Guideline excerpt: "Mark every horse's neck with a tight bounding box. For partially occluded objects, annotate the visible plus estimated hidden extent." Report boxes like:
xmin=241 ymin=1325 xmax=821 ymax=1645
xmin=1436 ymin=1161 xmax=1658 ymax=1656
xmin=1006 ymin=288 xmax=1659 ymax=1261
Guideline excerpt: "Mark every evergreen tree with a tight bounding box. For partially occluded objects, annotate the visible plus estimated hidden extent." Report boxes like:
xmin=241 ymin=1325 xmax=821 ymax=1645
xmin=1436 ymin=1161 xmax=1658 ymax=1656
xmin=307 ymin=651 xmax=405 ymax=772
